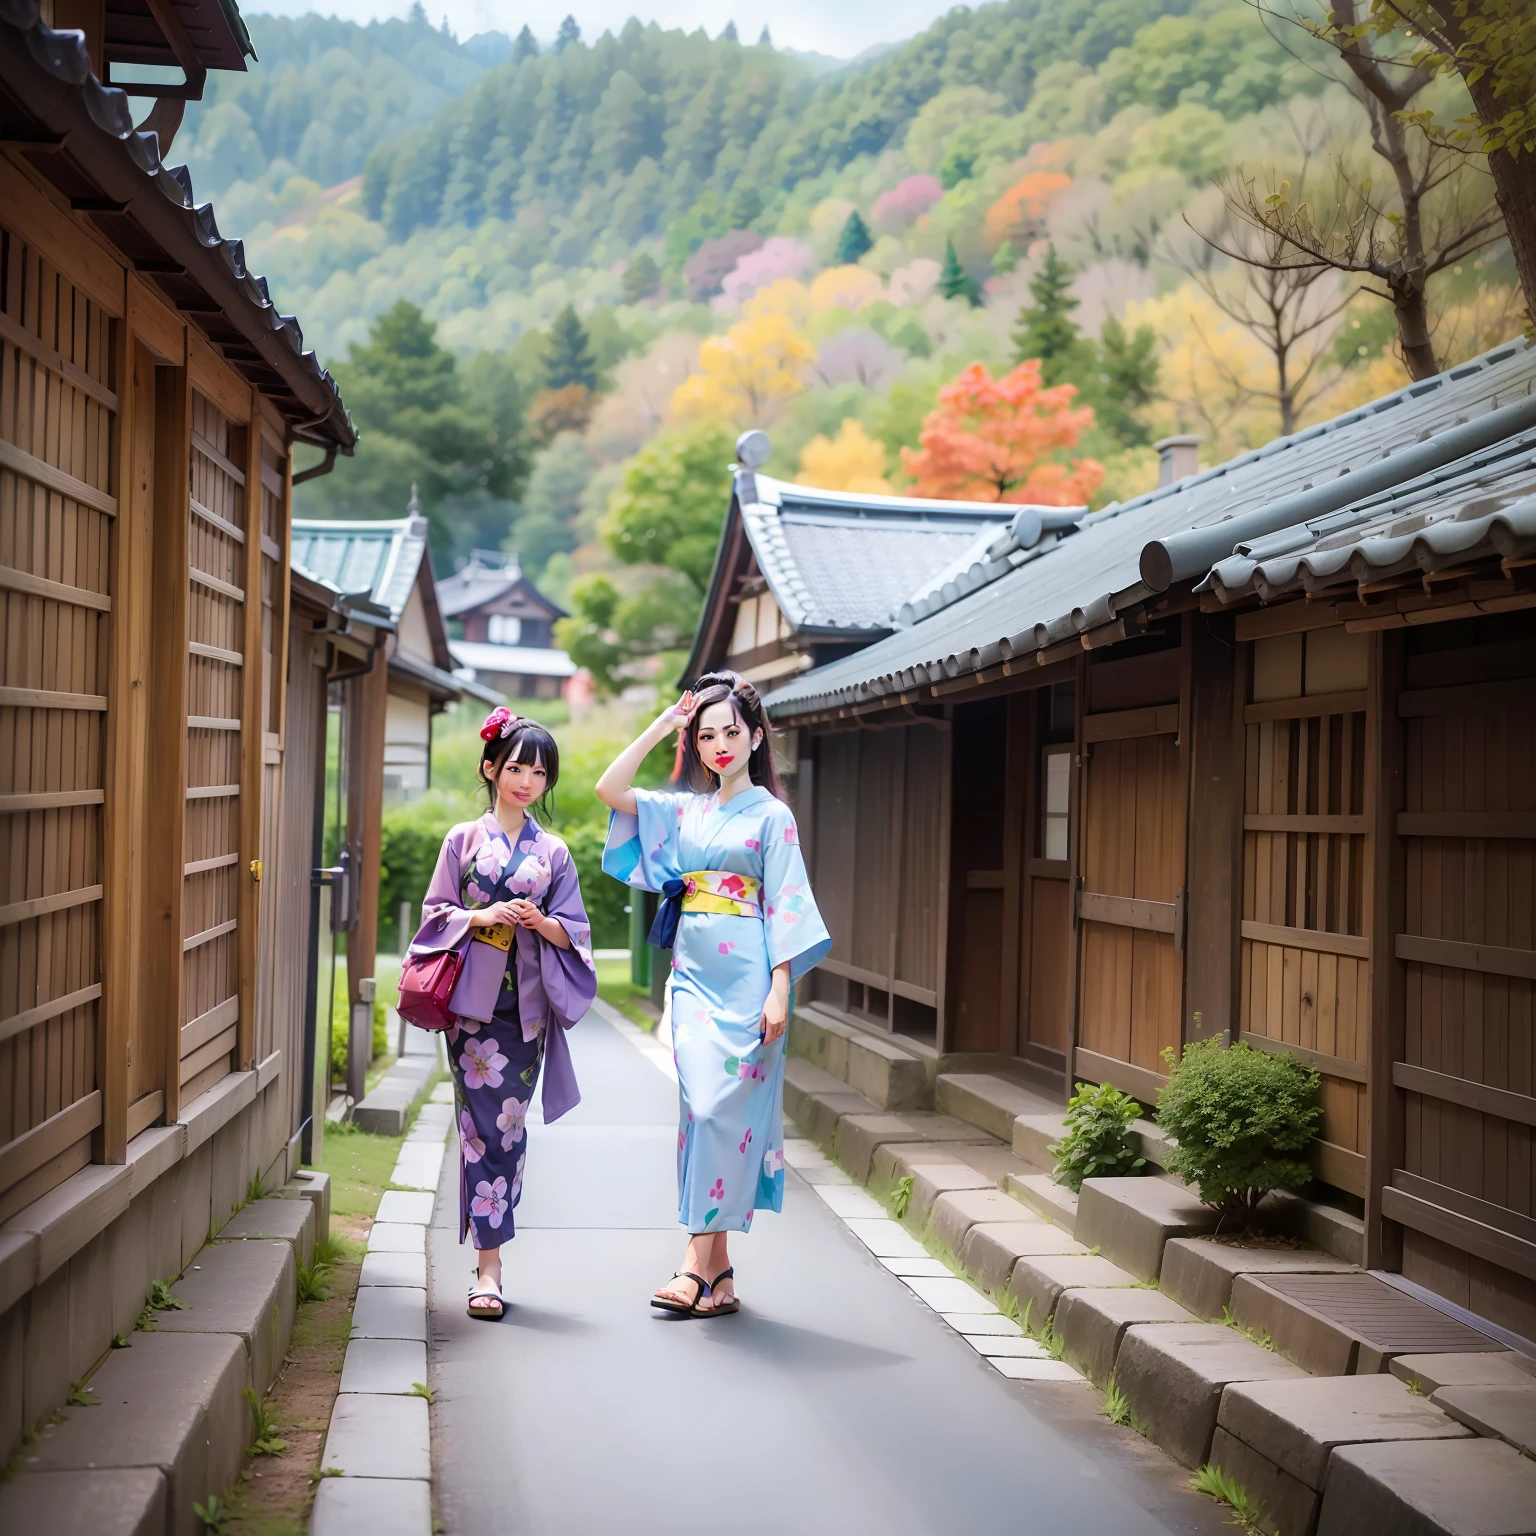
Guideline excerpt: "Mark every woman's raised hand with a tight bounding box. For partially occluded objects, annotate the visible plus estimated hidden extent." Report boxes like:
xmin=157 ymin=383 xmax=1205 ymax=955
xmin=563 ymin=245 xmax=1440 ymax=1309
xmin=657 ymin=690 xmax=695 ymax=732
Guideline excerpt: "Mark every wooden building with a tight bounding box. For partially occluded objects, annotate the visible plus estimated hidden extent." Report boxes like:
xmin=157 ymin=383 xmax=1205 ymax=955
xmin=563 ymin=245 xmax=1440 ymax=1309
xmin=437 ymin=548 xmax=576 ymax=702
xmin=692 ymin=341 xmax=1536 ymax=1345
xmin=291 ymin=496 xmax=482 ymax=804
xmin=0 ymin=5 xmax=357 ymax=1457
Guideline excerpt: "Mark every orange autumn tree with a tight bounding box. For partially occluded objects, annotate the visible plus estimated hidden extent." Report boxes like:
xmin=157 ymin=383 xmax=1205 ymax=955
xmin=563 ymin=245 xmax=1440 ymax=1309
xmin=983 ymin=169 xmax=1072 ymax=253
xmin=901 ymin=360 xmax=1103 ymax=504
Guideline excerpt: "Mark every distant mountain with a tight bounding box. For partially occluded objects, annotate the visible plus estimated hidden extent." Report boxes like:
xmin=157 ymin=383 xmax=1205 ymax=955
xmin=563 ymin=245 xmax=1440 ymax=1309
xmin=461 ymin=30 xmax=517 ymax=68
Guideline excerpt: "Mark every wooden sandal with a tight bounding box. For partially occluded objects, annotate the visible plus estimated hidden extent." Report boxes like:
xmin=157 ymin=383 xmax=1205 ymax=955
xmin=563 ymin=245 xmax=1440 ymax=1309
xmin=702 ymin=1266 xmax=740 ymax=1316
xmin=650 ymin=1271 xmax=708 ymax=1316
xmin=467 ymin=1270 xmax=504 ymax=1320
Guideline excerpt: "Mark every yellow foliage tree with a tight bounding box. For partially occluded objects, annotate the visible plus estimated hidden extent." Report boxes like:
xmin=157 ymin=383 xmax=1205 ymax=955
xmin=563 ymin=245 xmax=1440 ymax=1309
xmin=669 ymin=312 xmax=816 ymax=428
xmin=796 ymin=419 xmax=892 ymax=494
xmin=809 ymin=265 xmax=886 ymax=315
xmin=744 ymin=279 xmax=812 ymax=326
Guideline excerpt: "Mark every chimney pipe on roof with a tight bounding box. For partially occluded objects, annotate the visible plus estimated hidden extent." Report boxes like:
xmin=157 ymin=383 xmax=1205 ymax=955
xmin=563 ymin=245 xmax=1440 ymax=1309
xmin=1154 ymin=435 xmax=1202 ymax=488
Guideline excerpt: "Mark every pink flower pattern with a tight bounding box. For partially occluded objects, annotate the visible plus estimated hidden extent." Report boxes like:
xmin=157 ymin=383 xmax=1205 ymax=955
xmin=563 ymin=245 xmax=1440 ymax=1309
xmin=459 ymin=1110 xmax=485 ymax=1163
xmin=461 ymin=1036 xmax=508 ymax=1091
xmin=471 ymin=1176 xmax=509 ymax=1229
xmin=496 ymin=1094 xmax=528 ymax=1151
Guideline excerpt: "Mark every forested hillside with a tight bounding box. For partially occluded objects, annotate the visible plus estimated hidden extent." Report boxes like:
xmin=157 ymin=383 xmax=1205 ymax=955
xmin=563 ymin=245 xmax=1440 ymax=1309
xmin=199 ymin=0 xmax=1521 ymax=689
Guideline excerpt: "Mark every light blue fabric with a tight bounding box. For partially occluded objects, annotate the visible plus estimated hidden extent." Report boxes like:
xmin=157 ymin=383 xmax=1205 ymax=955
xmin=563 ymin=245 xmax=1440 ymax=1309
xmin=604 ymin=784 xmax=831 ymax=1232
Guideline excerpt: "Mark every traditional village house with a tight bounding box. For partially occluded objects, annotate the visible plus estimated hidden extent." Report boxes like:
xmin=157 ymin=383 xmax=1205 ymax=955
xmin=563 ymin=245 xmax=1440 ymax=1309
xmin=690 ymin=341 xmax=1536 ymax=1359
xmin=437 ymin=547 xmax=577 ymax=702
xmin=0 ymin=2 xmax=374 ymax=1498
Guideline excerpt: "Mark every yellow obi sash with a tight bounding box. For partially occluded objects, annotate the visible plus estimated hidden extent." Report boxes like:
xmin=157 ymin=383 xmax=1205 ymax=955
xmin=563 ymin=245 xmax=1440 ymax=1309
xmin=473 ymin=922 xmax=514 ymax=950
xmin=680 ymin=870 xmax=762 ymax=918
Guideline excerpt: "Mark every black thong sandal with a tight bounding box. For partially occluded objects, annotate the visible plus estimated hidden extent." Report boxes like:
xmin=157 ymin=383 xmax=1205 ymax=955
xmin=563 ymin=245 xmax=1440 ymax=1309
xmin=650 ymin=1271 xmax=708 ymax=1317
xmin=467 ymin=1271 xmax=505 ymax=1321
xmin=702 ymin=1266 xmax=740 ymax=1316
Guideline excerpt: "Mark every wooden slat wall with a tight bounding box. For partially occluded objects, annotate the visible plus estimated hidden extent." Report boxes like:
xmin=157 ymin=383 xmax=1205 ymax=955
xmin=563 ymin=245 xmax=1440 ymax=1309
xmin=811 ymin=731 xmax=858 ymax=981
xmin=896 ymin=726 xmax=944 ymax=997
xmin=179 ymin=391 xmax=246 ymax=1100
xmin=850 ymin=730 xmax=901 ymax=981
xmin=1395 ymin=621 xmax=1535 ymax=1329
xmin=1239 ymin=630 xmax=1370 ymax=1195
xmin=1076 ymin=732 xmax=1185 ymax=1080
xmin=0 ymin=222 xmax=115 ymax=1220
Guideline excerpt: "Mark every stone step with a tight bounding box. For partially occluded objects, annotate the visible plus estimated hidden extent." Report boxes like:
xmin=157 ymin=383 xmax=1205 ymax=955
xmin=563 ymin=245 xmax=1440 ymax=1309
xmin=1005 ymin=1254 xmax=1140 ymax=1332
xmin=935 ymin=1073 xmax=1060 ymax=1144
xmin=1158 ymin=1237 xmax=1358 ymax=1323
xmin=833 ymin=1111 xmax=991 ymax=1184
xmin=216 ymin=1193 xmax=317 ymax=1270
xmin=782 ymin=1057 xmax=879 ymax=1154
xmin=1317 ymin=1437 xmax=1536 ymax=1536
xmin=1229 ymin=1270 xmax=1507 ymax=1378
xmin=1052 ymin=1286 xmax=1199 ymax=1388
xmin=1432 ymin=1382 xmax=1536 ymax=1459
xmin=957 ymin=1220 xmax=1086 ymax=1296
xmin=1213 ymin=1374 xmax=1475 ymax=1536
xmin=1074 ymin=1176 xmax=1220 ymax=1283
xmin=1116 ymin=1321 xmax=1308 ymax=1470
xmin=788 ymin=1003 xmax=929 ymax=1110
xmin=1012 ymin=1112 xmax=1070 ymax=1174
xmin=1005 ymin=1171 xmax=1079 ymax=1231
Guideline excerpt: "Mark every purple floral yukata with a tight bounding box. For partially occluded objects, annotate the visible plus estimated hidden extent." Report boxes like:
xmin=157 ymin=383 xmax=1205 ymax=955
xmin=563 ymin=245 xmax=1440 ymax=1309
xmin=410 ymin=812 xmax=596 ymax=1249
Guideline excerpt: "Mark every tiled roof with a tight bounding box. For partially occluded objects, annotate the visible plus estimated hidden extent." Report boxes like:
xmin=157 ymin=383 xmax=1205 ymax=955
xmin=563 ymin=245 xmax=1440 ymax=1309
xmin=450 ymin=641 xmax=577 ymax=678
xmin=0 ymin=5 xmax=354 ymax=451
xmin=1203 ymin=427 xmax=1536 ymax=603
xmin=766 ymin=338 xmax=1536 ymax=716
xmin=290 ymin=515 xmax=428 ymax=624
xmin=437 ymin=551 xmax=523 ymax=618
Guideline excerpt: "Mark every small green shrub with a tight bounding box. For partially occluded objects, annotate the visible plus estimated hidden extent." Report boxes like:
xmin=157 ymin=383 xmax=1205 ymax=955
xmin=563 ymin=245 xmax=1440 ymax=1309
xmin=890 ymin=1174 xmax=915 ymax=1220
xmin=296 ymin=1260 xmax=333 ymax=1303
xmin=1158 ymin=1039 xmax=1322 ymax=1230
xmin=1050 ymin=1080 xmax=1146 ymax=1192
xmin=147 ymin=1279 xmax=190 ymax=1313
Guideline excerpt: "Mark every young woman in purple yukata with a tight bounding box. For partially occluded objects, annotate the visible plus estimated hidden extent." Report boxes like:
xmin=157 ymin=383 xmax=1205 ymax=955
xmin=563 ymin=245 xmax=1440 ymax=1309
xmin=409 ymin=708 xmax=597 ymax=1320
xmin=598 ymin=671 xmax=830 ymax=1317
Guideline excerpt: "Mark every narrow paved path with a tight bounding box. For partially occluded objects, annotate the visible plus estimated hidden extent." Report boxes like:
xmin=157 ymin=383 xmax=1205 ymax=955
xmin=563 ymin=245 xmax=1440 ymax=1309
xmin=427 ymin=1008 xmax=1230 ymax=1536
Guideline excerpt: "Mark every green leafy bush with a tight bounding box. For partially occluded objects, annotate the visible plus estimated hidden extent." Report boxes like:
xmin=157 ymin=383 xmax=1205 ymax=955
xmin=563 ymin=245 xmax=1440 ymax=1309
xmin=1157 ymin=1039 xmax=1322 ymax=1229
xmin=1050 ymin=1081 xmax=1147 ymax=1192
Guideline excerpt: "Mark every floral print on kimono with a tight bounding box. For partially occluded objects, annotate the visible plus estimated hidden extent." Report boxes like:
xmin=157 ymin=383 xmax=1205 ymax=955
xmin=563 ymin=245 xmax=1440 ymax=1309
xmin=604 ymin=784 xmax=830 ymax=1234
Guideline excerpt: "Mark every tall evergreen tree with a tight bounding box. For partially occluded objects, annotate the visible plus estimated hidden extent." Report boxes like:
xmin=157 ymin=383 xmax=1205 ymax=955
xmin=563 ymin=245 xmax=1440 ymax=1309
xmin=721 ymin=20 xmax=738 ymax=42
xmin=542 ymin=305 xmax=598 ymax=391
xmin=726 ymin=182 xmax=763 ymax=230
xmin=1095 ymin=317 xmax=1160 ymax=447
xmin=1012 ymin=245 xmax=1095 ymax=387
xmin=554 ymin=14 xmax=580 ymax=52
xmin=938 ymin=239 xmax=980 ymax=306
xmin=757 ymin=25 xmax=772 ymax=46
xmin=621 ymin=252 xmax=661 ymax=304
xmin=835 ymin=210 xmax=874 ymax=265
xmin=512 ymin=23 xmax=537 ymax=61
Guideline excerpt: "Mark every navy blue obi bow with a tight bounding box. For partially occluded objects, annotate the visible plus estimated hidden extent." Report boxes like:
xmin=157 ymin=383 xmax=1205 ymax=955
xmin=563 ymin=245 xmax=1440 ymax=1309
xmin=647 ymin=878 xmax=687 ymax=950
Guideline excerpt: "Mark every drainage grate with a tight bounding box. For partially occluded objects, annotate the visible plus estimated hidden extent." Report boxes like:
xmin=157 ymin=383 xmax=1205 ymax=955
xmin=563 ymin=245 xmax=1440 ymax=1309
xmin=1258 ymin=1272 xmax=1503 ymax=1355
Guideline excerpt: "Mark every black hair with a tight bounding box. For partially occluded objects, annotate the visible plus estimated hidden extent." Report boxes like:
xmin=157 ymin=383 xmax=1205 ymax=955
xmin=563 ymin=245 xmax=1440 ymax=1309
xmin=480 ymin=719 xmax=560 ymax=819
xmin=677 ymin=670 xmax=784 ymax=800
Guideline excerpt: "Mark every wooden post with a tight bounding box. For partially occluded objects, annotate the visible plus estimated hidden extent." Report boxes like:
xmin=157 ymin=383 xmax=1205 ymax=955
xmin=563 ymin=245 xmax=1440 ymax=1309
xmin=348 ymin=646 xmax=389 ymax=1011
xmin=1064 ymin=654 xmax=1087 ymax=1098
xmin=1365 ymin=630 xmax=1407 ymax=1270
xmin=145 ymin=355 xmax=191 ymax=1122
xmin=933 ymin=708 xmax=953 ymax=1052
xmin=1183 ymin=612 xmax=1243 ymax=1042
xmin=100 ymin=325 xmax=149 ymax=1161
xmin=236 ymin=389 xmax=266 ymax=1072
xmin=999 ymin=691 xmax=1030 ymax=1059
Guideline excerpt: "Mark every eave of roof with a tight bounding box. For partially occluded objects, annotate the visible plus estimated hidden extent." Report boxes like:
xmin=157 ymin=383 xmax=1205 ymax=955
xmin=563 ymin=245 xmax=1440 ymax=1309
xmin=765 ymin=337 xmax=1536 ymax=719
xmin=387 ymin=648 xmax=464 ymax=703
xmin=0 ymin=7 xmax=353 ymax=452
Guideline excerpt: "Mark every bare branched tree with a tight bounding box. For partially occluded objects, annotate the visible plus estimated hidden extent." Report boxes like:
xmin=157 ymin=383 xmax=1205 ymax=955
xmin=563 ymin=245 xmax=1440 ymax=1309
xmin=1240 ymin=0 xmax=1506 ymax=377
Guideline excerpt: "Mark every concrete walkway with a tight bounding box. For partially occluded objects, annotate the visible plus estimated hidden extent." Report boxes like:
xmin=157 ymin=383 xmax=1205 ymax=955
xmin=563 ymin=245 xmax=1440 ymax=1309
xmin=426 ymin=1007 xmax=1232 ymax=1536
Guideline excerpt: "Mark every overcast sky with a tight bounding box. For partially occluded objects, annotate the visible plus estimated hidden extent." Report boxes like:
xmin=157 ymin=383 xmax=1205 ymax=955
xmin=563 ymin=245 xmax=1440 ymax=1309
xmin=245 ymin=0 xmax=950 ymax=59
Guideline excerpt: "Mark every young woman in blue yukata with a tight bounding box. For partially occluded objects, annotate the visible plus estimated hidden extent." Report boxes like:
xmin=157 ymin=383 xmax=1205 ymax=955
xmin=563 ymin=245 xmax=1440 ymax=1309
xmin=597 ymin=671 xmax=830 ymax=1317
xmin=410 ymin=708 xmax=597 ymax=1320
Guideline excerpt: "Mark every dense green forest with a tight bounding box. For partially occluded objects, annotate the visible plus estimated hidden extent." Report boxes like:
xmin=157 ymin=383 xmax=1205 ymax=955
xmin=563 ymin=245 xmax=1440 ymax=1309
xmin=187 ymin=1 xmax=1521 ymax=676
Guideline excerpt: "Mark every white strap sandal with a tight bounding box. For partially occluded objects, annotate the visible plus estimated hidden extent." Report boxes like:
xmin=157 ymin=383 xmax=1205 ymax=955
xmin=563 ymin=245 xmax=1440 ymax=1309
xmin=467 ymin=1270 xmax=504 ymax=1320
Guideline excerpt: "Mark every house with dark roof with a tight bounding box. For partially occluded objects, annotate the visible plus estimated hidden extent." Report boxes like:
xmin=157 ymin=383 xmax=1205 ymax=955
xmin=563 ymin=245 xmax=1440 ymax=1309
xmin=292 ymin=492 xmax=493 ymax=803
xmin=690 ymin=341 xmax=1536 ymax=1373
xmin=437 ymin=548 xmax=576 ymax=701
xmin=0 ymin=0 xmax=370 ymax=1504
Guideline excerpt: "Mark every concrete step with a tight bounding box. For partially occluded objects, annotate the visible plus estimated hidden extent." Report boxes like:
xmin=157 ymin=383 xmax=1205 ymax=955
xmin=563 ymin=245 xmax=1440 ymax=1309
xmin=1432 ymin=1382 xmax=1536 ymax=1459
xmin=957 ymin=1220 xmax=1087 ymax=1296
xmin=1012 ymin=1112 xmax=1070 ymax=1174
xmin=788 ymin=1004 xmax=929 ymax=1110
xmin=1074 ymin=1176 xmax=1220 ymax=1283
xmin=833 ymin=1111 xmax=991 ymax=1184
xmin=1158 ymin=1237 xmax=1358 ymax=1322
xmin=216 ymin=1193 xmax=317 ymax=1270
xmin=1052 ymin=1286 xmax=1200 ymax=1388
xmin=0 ymin=1467 xmax=164 ymax=1536
xmin=1115 ymin=1321 xmax=1308 ymax=1470
xmin=1213 ymin=1374 xmax=1475 ymax=1536
xmin=1317 ymin=1437 xmax=1536 ymax=1536
xmin=1006 ymin=1254 xmax=1140 ymax=1331
xmin=782 ymin=1057 xmax=879 ymax=1154
xmin=1005 ymin=1171 xmax=1079 ymax=1231
xmin=935 ymin=1073 xmax=1060 ymax=1144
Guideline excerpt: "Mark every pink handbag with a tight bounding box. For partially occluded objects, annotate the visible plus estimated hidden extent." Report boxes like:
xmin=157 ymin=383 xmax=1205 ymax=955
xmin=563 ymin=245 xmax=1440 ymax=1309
xmin=397 ymin=948 xmax=463 ymax=1033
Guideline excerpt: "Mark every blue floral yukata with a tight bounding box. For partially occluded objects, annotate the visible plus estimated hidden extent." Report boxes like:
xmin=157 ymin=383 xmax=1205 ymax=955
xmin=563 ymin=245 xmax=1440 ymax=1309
xmin=411 ymin=812 xmax=596 ymax=1250
xmin=604 ymin=785 xmax=830 ymax=1233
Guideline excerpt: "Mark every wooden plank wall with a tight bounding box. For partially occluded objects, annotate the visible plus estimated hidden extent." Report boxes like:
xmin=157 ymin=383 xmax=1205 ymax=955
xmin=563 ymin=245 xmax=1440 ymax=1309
xmin=178 ymin=391 xmax=247 ymax=1104
xmin=1388 ymin=617 xmax=1536 ymax=1335
xmin=1238 ymin=627 xmax=1371 ymax=1196
xmin=0 ymin=222 xmax=115 ymax=1222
